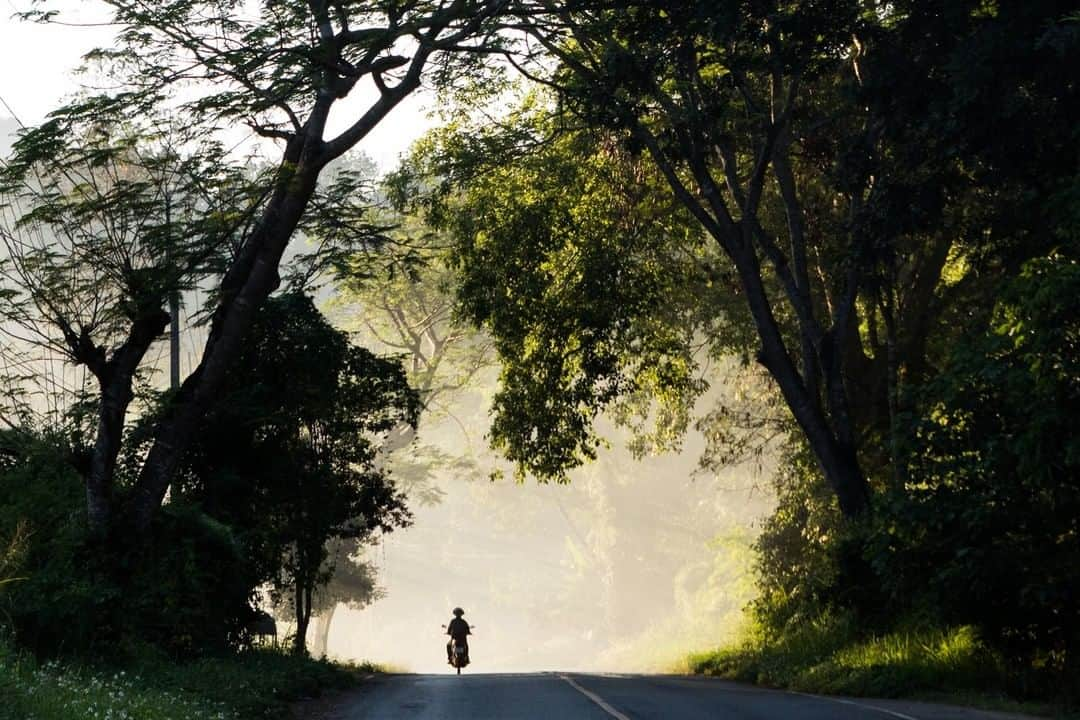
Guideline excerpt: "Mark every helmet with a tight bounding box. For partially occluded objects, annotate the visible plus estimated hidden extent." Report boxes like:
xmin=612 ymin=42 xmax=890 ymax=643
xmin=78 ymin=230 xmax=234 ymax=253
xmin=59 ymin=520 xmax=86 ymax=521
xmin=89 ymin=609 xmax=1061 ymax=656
xmin=452 ymin=607 xmax=465 ymax=617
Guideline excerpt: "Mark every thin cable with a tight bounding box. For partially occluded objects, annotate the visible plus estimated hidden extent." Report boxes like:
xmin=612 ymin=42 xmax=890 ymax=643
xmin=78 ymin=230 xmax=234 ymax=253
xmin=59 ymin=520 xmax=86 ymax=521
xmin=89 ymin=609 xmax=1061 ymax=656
xmin=0 ymin=93 xmax=25 ymax=128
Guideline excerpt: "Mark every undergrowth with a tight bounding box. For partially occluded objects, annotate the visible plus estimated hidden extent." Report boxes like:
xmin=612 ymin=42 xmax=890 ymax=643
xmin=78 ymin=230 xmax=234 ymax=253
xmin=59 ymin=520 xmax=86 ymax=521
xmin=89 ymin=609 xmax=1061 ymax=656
xmin=0 ymin=639 xmax=367 ymax=720
xmin=686 ymin=612 xmax=1077 ymax=717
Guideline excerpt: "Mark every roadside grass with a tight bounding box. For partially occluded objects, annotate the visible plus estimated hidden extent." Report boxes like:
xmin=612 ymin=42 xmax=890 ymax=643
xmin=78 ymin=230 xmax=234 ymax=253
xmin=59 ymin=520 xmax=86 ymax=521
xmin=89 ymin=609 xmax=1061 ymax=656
xmin=685 ymin=613 xmax=1078 ymax=718
xmin=0 ymin=639 xmax=370 ymax=720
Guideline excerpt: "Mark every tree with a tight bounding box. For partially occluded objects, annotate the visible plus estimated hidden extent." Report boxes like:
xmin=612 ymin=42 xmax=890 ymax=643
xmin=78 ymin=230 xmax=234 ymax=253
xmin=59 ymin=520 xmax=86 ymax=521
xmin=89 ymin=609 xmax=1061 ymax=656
xmin=305 ymin=541 xmax=383 ymax=658
xmin=872 ymin=253 xmax=1080 ymax=673
xmin=175 ymin=293 xmax=417 ymax=655
xmin=331 ymin=223 xmax=494 ymax=469
xmin=398 ymin=106 xmax=742 ymax=480
xmin=410 ymin=0 xmax=1078 ymax=521
xmin=4 ymin=0 xmax=512 ymax=536
xmin=0 ymin=121 xmax=249 ymax=531
xmin=492 ymin=0 xmax=874 ymax=515
xmin=634 ymin=0 xmax=1080 ymax=674
xmin=305 ymin=224 xmax=494 ymax=657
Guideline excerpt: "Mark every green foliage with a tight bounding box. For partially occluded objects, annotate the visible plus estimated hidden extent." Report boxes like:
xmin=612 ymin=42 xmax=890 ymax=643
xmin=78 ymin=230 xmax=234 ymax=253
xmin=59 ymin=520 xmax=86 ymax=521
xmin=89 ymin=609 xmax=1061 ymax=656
xmin=750 ymin=449 xmax=847 ymax=634
xmin=688 ymin=614 xmax=1008 ymax=702
xmin=177 ymin=293 xmax=417 ymax=652
xmin=0 ymin=116 xmax=251 ymax=356
xmin=123 ymin=503 xmax=254 ymax=656
xmin=868 ymin=255 xmax=1080 ymax=681
xmin=0 ymin=294 xmax=420 ymax=659
xmin=0 ymin=521 xmax=28 ymax=591
xmin=0 ymin=430 xmax=109 ymax=656
xmin=328 ymin=219 xmax=496 ymax=501
xmin=405 ymin=102 xmax=746 ymax=481
xmin=1 ymin=0 xmax=513 ymax=541
xmin=745 ymin=255 xmax=1080 ymax=700
xmin=0 ymin=428 xmax=254 ymax=657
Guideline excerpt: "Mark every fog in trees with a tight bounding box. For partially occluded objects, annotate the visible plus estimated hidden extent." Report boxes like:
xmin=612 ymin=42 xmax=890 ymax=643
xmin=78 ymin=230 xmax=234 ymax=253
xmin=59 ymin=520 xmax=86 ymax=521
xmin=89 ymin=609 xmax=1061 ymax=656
xmin=318 ymin=257 xmax=778 ymax=670
xmin=322 ymin=363 xmax=776 ymax=672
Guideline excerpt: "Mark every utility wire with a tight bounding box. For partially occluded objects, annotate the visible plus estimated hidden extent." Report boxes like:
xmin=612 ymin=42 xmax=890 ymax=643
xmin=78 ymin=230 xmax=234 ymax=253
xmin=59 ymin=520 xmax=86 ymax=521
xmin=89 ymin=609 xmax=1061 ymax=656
xmin=0 ymin=92 xmax=26 ymax=128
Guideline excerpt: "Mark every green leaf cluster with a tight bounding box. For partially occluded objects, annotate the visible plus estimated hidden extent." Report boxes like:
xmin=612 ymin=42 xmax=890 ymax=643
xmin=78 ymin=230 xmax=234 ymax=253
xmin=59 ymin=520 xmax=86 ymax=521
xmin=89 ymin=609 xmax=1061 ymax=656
xmin=408 ymin=104 xmax=749 ymax=480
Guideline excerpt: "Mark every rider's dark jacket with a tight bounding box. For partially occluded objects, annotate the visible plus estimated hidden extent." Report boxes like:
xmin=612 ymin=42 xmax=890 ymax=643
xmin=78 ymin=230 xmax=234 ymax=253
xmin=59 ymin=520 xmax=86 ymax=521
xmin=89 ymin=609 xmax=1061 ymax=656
xmin=447 ymin=617 xmax=470 ymax=640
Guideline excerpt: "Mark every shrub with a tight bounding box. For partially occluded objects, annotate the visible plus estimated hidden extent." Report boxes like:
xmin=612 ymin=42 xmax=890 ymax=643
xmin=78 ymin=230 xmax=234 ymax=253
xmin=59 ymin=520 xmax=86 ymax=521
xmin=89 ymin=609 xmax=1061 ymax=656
xmin=869 ymin=256 xmax=1080 ymax=694
xmin=0 ymin=430 xmax=114 ymax=655
xmin=689 ymin=613 xmax=1005 ymax=699
xmin=0 ymin=638 xmax=359 ymax=720
xmin=121 ymin=502 xmax=256 ymax=656
xmin=747 ymin=256 xmax=1080 ymax=702
xmin=0 ymin=429 xmax=256 ymax=658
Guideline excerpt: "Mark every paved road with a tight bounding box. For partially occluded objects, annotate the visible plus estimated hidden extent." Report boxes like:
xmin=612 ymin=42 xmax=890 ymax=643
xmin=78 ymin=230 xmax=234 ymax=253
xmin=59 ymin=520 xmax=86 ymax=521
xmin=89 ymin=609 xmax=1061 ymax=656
xmin=318 ymin=673 xmax=1036 ymax=720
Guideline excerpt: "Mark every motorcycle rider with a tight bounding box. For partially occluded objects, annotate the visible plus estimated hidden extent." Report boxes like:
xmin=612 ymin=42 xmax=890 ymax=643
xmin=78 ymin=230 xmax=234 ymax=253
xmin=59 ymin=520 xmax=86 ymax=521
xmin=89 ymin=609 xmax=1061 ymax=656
xmin=445 ymin=607 xmax=471 ymax=665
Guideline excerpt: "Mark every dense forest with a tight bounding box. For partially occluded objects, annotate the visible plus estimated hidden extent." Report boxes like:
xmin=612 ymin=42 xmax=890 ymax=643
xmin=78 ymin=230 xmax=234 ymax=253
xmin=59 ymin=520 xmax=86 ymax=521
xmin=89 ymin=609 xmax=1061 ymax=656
xmin=0 ymin=0 xmax=1077 ymax=715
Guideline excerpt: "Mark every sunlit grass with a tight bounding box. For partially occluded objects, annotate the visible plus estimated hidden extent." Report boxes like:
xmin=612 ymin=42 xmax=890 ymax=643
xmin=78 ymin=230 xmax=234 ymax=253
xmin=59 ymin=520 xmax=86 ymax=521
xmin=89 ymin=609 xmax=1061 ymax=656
xmin=687 ymin=615 xmax=999 ymax=693
xmin=686 ymin=614 xmax=1080 ymax=716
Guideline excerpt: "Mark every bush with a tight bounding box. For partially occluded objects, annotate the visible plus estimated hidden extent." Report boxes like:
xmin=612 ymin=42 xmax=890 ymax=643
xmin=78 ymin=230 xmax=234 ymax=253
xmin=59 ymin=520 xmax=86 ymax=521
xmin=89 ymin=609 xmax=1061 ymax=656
xmin=869 ymin=255 xmax=1080 ymax=693
xmin=689 ymin=613 xmax=1006 ymax=700
xmin=121 ymin=502 xmax=257 ymax=656
xmin=745 ymin=256 xmax=1080 ymax=704
xmin=0 ymin=430 xmax=114 ymax=655
xmin=0 ymin=429 xmax=256 ymax=658
xmin=0 ymin=638 xmax=360 ymax=720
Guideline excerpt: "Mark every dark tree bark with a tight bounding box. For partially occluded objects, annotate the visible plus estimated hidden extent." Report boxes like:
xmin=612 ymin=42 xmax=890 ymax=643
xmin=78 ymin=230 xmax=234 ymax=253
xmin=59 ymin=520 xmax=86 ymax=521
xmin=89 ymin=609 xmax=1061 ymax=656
xmin=73 ymin=308 xmax=171 ymax=534
xmin=630 ymin=118 xmax=870 ymax=516
xmin=294 ymin=581 xmax=313 ymax=656
xmin=132 ymin=138 xmax=327 ymax=531
xmin=126 ymin=1 xmax=507 ymax=531
xmin=511 ymin=9 xmax=874 ymax=515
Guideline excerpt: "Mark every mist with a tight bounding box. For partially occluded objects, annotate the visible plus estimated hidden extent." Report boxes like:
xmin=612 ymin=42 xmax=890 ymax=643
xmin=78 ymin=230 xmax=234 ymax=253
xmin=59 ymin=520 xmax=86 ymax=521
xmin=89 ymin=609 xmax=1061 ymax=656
xmin=321 ymin=373 xmax=775 ymax=673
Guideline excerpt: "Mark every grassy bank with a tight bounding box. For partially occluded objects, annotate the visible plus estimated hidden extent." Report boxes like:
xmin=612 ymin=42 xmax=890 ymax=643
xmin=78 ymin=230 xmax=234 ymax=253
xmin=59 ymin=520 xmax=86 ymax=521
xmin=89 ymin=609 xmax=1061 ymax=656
xmin=0 ymin=641 xmax=368 ymax=720
xmin=685 ymin=613 xmax=1076 ymax=718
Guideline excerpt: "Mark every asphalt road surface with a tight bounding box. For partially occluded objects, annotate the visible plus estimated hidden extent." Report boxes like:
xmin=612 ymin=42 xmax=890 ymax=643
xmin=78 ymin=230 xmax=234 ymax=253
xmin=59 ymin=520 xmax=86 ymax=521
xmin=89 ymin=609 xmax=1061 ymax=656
xmin=321 ymin=673 xmax=1037 ymax=720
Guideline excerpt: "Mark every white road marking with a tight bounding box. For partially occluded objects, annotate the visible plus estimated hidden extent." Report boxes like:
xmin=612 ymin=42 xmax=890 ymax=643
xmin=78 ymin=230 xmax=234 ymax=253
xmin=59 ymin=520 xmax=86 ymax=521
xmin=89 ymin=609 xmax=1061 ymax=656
xmin=560 ymin=674 xmax=633 ymax=720
xmin=667 ymin=674 xmax=926 ymax=719
xmin=790 ymin=690 xmax=922 ymax=720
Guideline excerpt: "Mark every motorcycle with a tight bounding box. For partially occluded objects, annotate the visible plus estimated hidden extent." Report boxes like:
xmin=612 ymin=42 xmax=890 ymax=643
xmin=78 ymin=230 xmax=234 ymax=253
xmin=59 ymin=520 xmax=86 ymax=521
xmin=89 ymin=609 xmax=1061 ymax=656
xmin=442 ymin=624 xmax=475 ymax=674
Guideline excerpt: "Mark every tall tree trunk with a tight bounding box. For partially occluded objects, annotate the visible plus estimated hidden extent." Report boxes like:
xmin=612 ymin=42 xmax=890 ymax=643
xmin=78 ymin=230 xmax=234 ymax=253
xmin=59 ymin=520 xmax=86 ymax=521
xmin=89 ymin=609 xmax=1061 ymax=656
xmin=617 ymin=106 xmax=872 ymax=517
xmin=132 ymin=134 xmax=323 ymax=531
xmin=310 ymin=603 xmax=338 ymax=659
xmin=737 ymin=249 xmax=870 ymax=516
xmin=294 ymin=581 xmax=312 ymax=656
xmin=86 ymin=377 xmax=125 ymax=535
xmin=131 ymin=67 xmax=429 ymax=532
xmin=83 ymin=308 xmax=171 ymax=535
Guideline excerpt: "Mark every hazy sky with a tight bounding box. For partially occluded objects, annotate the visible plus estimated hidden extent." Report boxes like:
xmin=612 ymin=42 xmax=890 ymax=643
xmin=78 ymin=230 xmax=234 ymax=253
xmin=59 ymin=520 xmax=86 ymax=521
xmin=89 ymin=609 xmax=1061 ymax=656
xmin=0 ymin=1 xmax=433 ymax=169
xmin=0 ymin=2 xmax=110 ymax=123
